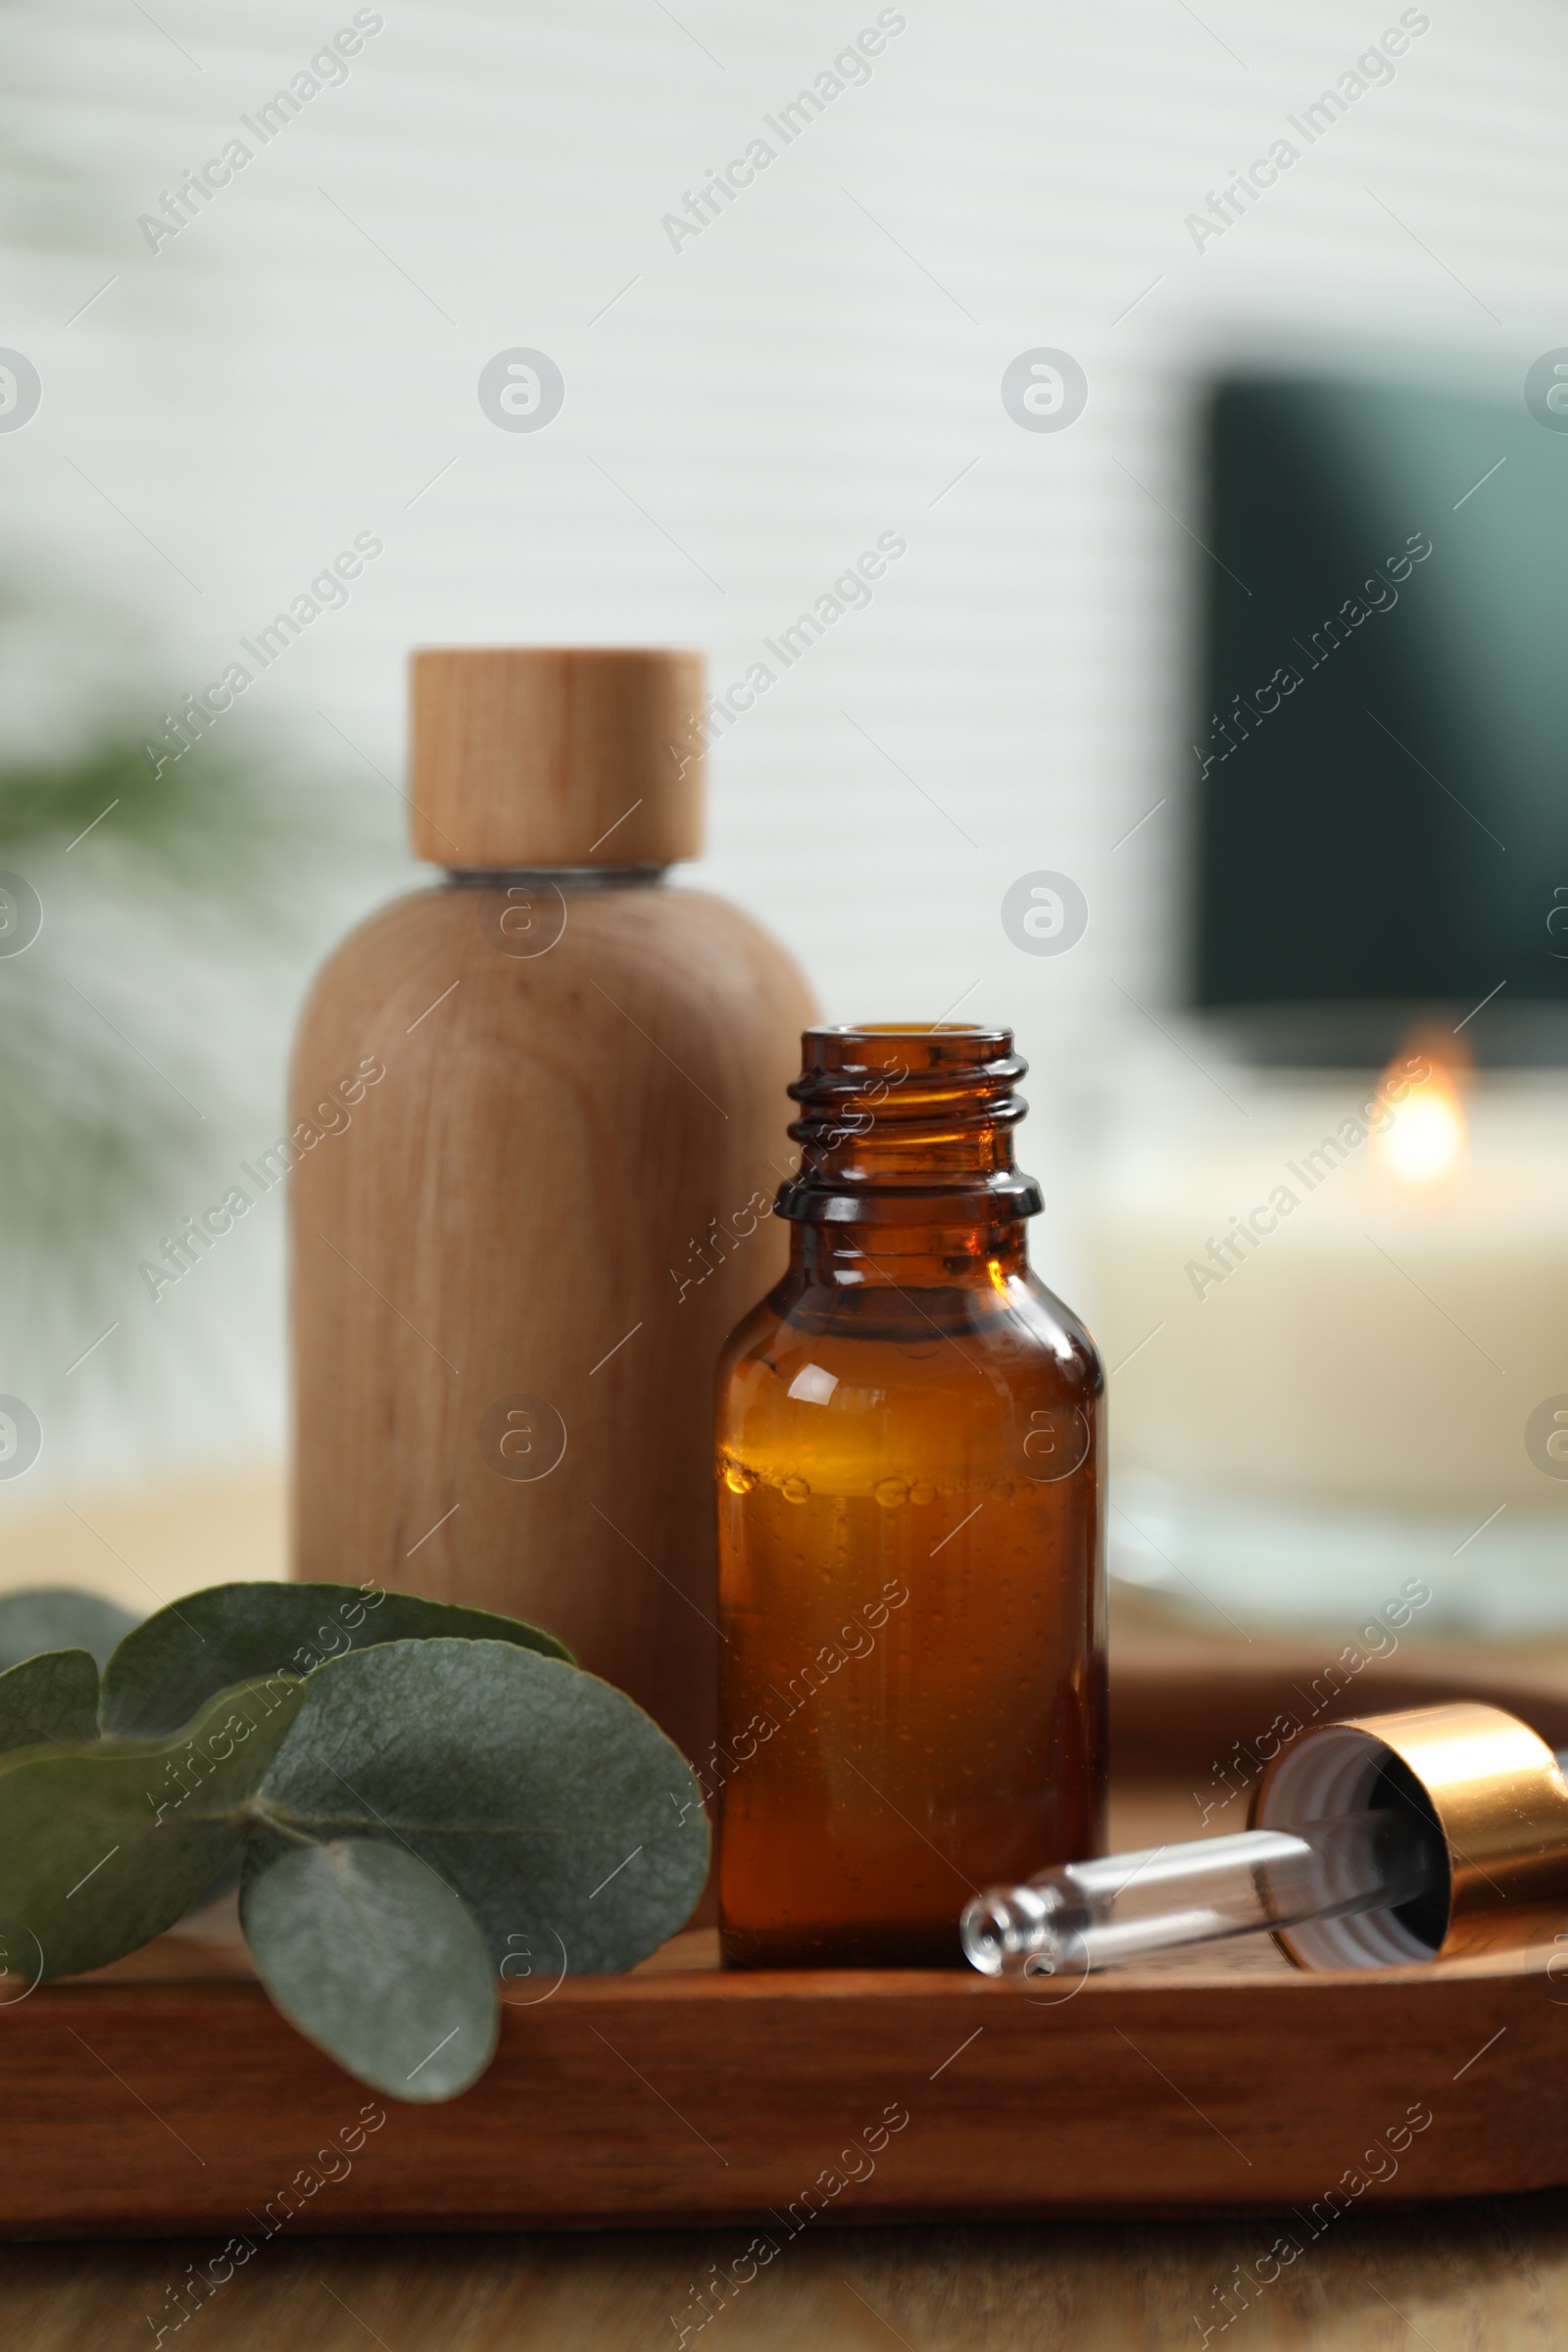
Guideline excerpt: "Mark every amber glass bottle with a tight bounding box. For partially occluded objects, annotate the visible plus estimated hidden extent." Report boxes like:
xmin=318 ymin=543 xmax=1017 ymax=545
xmin=714 ymin=1025 xmax=1106 ymax=1967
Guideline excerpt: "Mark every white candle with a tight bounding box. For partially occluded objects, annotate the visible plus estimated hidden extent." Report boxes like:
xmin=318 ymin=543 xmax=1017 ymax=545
xmin=1084 ymin=1051 xmax=1568 ymax=1627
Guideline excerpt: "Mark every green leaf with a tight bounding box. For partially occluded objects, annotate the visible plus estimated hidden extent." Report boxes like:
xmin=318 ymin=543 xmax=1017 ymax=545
xmin=0 ymin=1671 xmax=305 ymax=1981
xmin=0 ymin=1648 xmax=100 ymax=1754
xmin=0 ymin=1588 xmax=139 ymax=1672
xmin=241 ymin=1838 xmax=498 ymax=2103
xmin=99 ymin=1581 xmax=572 ymax=1739
xmin=250 ymin=1641 xmax=709 ymax=1977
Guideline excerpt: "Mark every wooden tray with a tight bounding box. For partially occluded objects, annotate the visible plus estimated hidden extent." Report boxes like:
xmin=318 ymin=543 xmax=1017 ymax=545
xmin=5 ymin=1649 xmax=1568 ymax=2237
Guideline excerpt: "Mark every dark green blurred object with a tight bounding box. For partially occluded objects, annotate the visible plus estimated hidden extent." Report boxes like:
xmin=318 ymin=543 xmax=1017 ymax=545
xmin=0 ymin=1586 xmax=139 ymax=1671
xmin=1196 ymin=374 xmax=1568 ymax=1061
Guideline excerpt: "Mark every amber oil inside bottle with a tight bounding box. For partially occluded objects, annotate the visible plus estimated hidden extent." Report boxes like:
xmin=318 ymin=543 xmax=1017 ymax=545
xmin=714 ymin=1024 xmax=1106 ymax=1967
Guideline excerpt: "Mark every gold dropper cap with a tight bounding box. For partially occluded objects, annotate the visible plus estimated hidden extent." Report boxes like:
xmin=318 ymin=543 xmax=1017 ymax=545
xmin=1252 ymin=1700 xmax=1568 ymax=1967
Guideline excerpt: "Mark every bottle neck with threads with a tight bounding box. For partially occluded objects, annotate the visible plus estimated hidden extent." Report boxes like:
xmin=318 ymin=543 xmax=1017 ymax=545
xmin=775 ymin=1025 xmax=1043 ymax=1291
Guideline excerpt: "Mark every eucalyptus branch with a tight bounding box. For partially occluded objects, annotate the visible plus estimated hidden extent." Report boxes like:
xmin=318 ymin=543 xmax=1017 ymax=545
xmin=0 ymin=1582 xmax=708 ymax=2102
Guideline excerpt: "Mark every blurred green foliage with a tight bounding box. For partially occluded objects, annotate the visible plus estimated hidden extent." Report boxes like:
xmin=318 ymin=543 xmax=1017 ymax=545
xmin=0 ymin=28 xmax=393 ymax=1364
xmin=0 ymin=723 xmax=371 ymax=1298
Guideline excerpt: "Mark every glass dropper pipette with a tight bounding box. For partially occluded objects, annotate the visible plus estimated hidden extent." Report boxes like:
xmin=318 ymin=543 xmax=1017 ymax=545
xmin=961 ymin=1806 xmax=1446 ymax=1978
xmin=961 ymin=1710 xmax=1568 ymax=1981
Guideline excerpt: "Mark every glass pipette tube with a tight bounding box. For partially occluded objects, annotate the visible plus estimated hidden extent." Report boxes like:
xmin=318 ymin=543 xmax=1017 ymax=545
xmin=961 ymin=1806 xmax=1446 ymax=1978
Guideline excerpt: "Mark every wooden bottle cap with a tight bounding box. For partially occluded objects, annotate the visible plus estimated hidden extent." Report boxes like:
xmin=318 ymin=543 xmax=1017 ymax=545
xmin=408 ymin=647 xmax=706 ymax=868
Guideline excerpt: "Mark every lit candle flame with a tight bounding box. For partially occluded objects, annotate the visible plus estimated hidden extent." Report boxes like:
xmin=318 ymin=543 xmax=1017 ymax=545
xmin=1372 ymin=1044 xmax=1468 ymax=1188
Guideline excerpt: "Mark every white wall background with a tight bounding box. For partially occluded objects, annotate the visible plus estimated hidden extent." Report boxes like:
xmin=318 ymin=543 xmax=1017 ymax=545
xmin=3 ymin=0 xmax=1565 ymax=1487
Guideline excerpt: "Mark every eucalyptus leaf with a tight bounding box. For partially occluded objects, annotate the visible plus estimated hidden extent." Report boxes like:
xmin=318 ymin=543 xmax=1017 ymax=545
xmin=241 ymin=1838 xmax=498 ymax=2103
xmin=0 ymin=1670 xmax=305 ymax=1981
xmin=0 ymin=1648 xmax=100 ymax=1754
xmin=250 ymin=1641 xmax=709 ymax=1976
xmin=100 ymin=1581 xmax=572 ymax=1738
xmin=0 ymin=1588 xmax=139 ymax=1672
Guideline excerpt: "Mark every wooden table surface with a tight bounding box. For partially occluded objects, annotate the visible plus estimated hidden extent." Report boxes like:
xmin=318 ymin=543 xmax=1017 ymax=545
xmin=4 ymin=2195 xmax=1568 ymax=2349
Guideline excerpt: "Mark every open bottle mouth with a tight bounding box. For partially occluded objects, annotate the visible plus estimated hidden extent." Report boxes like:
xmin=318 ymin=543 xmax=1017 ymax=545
xmin=777 ymin=1023 xmax=1043 ymax=1225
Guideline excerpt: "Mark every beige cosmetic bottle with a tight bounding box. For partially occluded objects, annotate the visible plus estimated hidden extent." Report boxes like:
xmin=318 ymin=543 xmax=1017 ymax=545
xmin=287 ymin=647 xmax=815 ymax=1765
